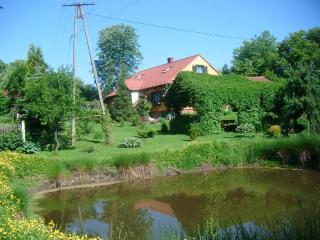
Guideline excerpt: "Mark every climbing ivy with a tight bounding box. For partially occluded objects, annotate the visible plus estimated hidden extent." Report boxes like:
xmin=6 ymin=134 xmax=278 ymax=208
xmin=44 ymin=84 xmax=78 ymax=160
xmin=165 ymin=72 xmax=283 ymax=135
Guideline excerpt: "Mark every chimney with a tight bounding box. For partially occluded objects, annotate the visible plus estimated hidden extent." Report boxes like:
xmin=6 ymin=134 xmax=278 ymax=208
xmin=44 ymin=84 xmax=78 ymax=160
xmin=167 ymin=57 xmax=174 ymax=63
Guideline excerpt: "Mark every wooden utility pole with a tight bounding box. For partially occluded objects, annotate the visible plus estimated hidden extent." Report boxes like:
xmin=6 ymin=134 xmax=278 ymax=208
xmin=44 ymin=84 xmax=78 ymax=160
xmin=63 ymin=2 xmax=106 ymax=146
xmin=71 ymin=6 xmax=78 ymax=146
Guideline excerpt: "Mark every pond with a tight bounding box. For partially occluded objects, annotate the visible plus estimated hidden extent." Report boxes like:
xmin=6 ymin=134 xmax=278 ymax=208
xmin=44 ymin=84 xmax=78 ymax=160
xmin=34 ymin=168 xmax=320 ymax=239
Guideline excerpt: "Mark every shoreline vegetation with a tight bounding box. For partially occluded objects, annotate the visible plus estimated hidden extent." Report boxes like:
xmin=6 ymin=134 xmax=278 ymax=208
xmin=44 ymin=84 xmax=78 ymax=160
xmin=1 ymin=134 xmax=320 ymax=239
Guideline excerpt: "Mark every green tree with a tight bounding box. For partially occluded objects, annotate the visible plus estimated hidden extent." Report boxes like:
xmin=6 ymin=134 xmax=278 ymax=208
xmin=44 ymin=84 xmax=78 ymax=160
xmin=135 ymin=97 xmax=152 ymax=118
xmin=274 ymin=63 xmax=320 ymax=134
xmin=3 ymin=60 xmax=28 ymax=109
xmin=278 ymin=28 xmax=320 ymax=73
xmin=24 ymin=69 xmax=73 ymax=150
xmin=221 ymin=64 xmax=231 ymax=74
xmin=110 ymin=67 xmax=135 ymax=121
xmin=26 ymin=44 xmax=47 ymax=76
xmin=96 ymin=24 xmax=142 ymax=93
xmin=232 ymin=31 xmax=283 ymax=76
xmin=78 ymin=82 xmax=99 ymax=102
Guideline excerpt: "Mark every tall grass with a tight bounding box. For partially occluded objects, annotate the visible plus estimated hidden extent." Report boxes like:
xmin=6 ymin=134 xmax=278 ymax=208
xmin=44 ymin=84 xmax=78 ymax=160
xmin=156 ymin=135 xmax=320 ymax=170
xmin=114 ymin=152 xmax=151 ymax=169
xmin=11 ymin=183 xmax=30 ymax=215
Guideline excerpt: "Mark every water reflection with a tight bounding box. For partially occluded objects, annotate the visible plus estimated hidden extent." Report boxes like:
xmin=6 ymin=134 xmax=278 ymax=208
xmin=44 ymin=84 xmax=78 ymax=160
xmin=35 ymin=168 xmax=320 ymax=239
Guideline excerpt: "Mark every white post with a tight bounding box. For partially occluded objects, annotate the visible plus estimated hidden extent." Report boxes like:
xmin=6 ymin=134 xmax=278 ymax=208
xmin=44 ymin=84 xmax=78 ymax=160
xmin=21 ymin=120 xmax=26 ymax=143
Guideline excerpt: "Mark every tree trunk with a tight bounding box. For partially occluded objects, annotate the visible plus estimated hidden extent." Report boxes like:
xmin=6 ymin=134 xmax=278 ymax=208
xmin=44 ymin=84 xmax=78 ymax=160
xmin=54 ymin=129 xmax=60 ymax=151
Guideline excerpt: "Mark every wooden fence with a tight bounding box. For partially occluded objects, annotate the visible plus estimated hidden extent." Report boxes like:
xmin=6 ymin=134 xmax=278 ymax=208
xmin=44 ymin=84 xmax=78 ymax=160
xmin=0 ymin=123 xmax=19 ymax=135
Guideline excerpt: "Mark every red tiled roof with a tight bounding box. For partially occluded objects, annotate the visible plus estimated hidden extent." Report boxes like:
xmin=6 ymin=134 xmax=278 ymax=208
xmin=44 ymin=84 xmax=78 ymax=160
xmin=127 ymin=54 xmax=199 ymax=91
xmin=107 ymin=55 xmax=199 ymax=98
xmin=247 ymin=76 xmax=272 ymax=83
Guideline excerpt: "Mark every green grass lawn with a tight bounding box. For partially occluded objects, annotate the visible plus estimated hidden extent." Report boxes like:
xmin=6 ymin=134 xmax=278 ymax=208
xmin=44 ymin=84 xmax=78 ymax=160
xmin=39 ymin=121 xmax=264 ymax=162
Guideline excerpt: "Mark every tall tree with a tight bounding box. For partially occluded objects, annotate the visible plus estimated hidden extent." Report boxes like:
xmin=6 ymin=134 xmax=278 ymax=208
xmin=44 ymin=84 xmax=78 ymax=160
xmin=278 ymin=28 xmax=320 ymax=73
xmin=109 ymin=66 xmax=135 ymax=121
xmin=232 ymin=31 xmax=284 ymax=76
xmin=26 ymin=44 xmax=47 ymax=76
xmin=24 ymin=69 xmax=74 ymax=150
xmin=96 ymin=24 xmax=142 ymax=93
xmin=274 ymin=63 xmax=320 ymax=134
xmin=3 ymin=60 xmax=28 ymax=109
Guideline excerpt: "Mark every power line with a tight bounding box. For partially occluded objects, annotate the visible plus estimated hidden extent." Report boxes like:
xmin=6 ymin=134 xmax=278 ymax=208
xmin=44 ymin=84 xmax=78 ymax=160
xmin=87 ymin=12 xmax=248 ymax=40
xmin=107 ymin=0 xmax=140 ymax=17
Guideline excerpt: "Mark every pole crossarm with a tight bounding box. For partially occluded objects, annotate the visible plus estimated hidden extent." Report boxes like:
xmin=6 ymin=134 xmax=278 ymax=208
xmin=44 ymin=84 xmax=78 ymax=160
xmin=62 ymin=3 xmax=95 ymax=7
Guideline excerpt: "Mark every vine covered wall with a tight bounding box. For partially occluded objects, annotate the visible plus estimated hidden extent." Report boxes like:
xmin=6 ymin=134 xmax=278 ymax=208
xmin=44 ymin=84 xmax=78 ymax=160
xmin=165 ymin=72 xmax=283 ymax=135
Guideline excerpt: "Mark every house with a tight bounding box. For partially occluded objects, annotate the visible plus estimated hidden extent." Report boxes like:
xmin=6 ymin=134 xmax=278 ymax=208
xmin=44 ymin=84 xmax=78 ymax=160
xmin=106 ymin=54 xmax=220 ymax=116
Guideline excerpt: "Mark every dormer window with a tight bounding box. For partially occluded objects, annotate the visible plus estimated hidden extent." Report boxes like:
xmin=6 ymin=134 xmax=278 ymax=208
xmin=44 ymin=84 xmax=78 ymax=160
xmin=162 ymin=67 xmax=171 ymax=73
xmin=135 ymin=74 xmax=143 ymax=80
xmin=193 ymin=65 xmax=208 ymax=74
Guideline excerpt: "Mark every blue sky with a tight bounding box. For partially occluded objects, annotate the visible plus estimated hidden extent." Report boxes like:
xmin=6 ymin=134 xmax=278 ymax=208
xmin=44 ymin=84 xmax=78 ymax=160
xmin=0 ymin=0 xmax=319 ymax=84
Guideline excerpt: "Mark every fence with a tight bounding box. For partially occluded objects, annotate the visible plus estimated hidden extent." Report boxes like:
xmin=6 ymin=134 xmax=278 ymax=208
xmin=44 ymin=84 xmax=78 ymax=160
xmin=0 ymin=123 xmax=19 ymax=135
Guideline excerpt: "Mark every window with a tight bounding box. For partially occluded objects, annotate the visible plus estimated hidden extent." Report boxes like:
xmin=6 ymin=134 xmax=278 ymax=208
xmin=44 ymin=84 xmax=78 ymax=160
xmin=150 ymin=91 xmax=162 ymax=105
xmin=193 ymin=65 xmax=208 ymax=74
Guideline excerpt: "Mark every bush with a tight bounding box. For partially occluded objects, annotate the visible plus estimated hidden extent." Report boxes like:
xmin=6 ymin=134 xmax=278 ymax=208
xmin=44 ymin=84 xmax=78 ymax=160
xmin=17 ymin=142 xmax=40 ymax=154
xmin=0 ymin=132 xmax=23 ymax=151
xmin=131 ymin=114 xmax=141 ymax=126
xmin=169 ymin=115 xmax=196 ymax=134
xmin=84 ymin=146 xmax=95 ymax=153
xmin=114 ymin=152 xmax=151 ymax=168
xmin=160 ymin=122 xmax=169 ymax=133
xmin=189 ymin=125 xmax=198 ymax=141
xmin=236 ymin=123 xmax=256 ymax=134
xmin=93 ymin=131 xmax=103 ymax=140
xmin=118 ymin=137 xmax=142 ymax=148
xmin=137 ymin=129 xmax=156 ymax=138
xmin=267 ymin=125 xmax=282 ymax=137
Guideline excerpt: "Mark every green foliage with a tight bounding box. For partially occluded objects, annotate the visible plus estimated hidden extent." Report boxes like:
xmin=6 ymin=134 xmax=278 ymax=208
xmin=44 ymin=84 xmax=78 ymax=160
xmin=12 ymin=184 xmax=29 ymax=215
xmin=274 ymin=64 xmax=320 ymax=133
xmin=110 ymin=67 xmax=135 ymax=121
xmin=135 ymin=97 xmax=152 ymax=117
xmin=189 ymin=125 xmax=198 ymax=141
xmin=0 ymin=132 xmax=23 ymax=151
xmin=118 ymin=137 xmax=142 ymax=148
xmin=0 ymin=94 xmax=9 ymax=114
xmin=93 ymin=131 xmax=103 ymax=140
xmin=236 ymin=123 xmax=256 ymax=134
xmin=156 ymin=135 xmax=320 ymax=170
xmin=17 ymin=142 xmax=40 ymax=154
xmin=278 ymin=27 xmax=320 ymax=73
xmin=131 ymin=114 xmax=141 ymax=126
xmin=137 ymin=129 xmax=156 ymax=138
xmin=114 ymin=152 xmax=150 ymax=168
xmin=96 ymin=24 xmax=142 ymax=92
xmin=78 ymin=83 xmax=99 ymax=101
xmin=166 ymin=72 xmax=282 ymax=135
xmin=169 ymin=114 xmax=196 ymax=134
xmin=232 ymin=31 xmax=284 ymax=76
xmin=26 ymin=44 xmax=47 ymax=76
xmin=101 ymin=112 xmax=113 ymax=144
xmin=2 ymin=60 xmax=28 ymax=108
xmin=24 ymin=69 xmax=74 ymax=150
xmin=267 ymin=125 xmax=282 ymax=137
xmin=160 ymin=122 xmax=169 ymax=133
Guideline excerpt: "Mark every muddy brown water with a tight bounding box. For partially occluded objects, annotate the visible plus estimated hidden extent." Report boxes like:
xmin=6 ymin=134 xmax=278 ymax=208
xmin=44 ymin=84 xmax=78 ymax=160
xmin=34 ymin=168 xmax=320 ymax=239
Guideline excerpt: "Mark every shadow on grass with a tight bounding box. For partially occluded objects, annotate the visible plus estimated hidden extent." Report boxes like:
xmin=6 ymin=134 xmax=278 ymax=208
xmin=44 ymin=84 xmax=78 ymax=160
xmin=82 ymin=138 xmax=103 ymax=144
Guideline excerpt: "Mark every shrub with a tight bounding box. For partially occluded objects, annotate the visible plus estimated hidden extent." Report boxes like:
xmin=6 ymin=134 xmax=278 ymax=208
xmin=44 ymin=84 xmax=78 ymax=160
xmin=131 ymin=114 xmax=141 ymax=126
xmin=158 ymin=117 xmax=166 ymax=124
xmin=118 ymin=137 xmax=142 ymax=148
xmin=0 ymin=132 xmax=23 ymax=151
xmin=93 ymin=131 xmax=103 ymax=140
xmin=189 ymin=125 xmax=198 ymax=141
xmin=114 ymin=152 xmax=151 ymax=168
xmin=267 ymin=125 xmax=282 ymax=137
xmin=236 ymin=123 xmax=256 ymax=134
xmin=137 ymin=129 xmax=156 ymax=138
xmin=84 ymin=146 xmax=95 ymax=153
xmin=160 ymin=122 xmax=169 ymax=133
xmin=17 ymin=142 xmax=40 ymax=154
xmin=169 ymin=115 xmax=196 ymax=134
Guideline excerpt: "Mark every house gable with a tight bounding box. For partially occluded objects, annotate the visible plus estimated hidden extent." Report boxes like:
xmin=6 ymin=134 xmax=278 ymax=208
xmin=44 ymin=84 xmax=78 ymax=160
xmin=183 ymin=55 xmax=219 ymax=75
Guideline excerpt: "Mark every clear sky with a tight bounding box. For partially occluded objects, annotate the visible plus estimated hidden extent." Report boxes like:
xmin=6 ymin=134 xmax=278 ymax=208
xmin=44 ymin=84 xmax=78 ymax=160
xmin=0 ymin=0 xmax=319 ymax=84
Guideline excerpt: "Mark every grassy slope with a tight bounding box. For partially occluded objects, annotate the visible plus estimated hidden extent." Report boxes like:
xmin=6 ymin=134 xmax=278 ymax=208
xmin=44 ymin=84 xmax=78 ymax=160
xmin=39 ymin=121 xmax=264 ymax=162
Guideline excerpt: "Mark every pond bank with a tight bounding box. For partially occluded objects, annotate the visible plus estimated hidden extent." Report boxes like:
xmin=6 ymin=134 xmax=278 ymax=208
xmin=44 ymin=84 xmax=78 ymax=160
xmin=31 ymin=164 xmax=303 ymax=200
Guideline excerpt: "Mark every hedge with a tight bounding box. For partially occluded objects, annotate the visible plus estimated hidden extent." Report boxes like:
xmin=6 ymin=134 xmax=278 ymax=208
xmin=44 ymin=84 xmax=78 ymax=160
xmin=165 ymin=72 xmax=284 ymax=135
